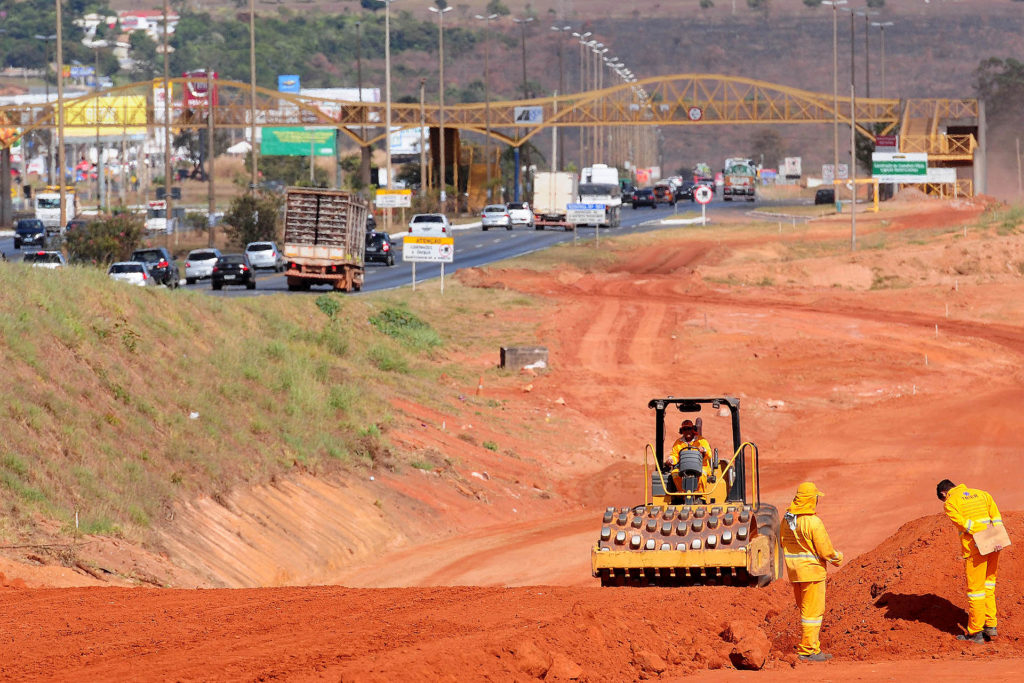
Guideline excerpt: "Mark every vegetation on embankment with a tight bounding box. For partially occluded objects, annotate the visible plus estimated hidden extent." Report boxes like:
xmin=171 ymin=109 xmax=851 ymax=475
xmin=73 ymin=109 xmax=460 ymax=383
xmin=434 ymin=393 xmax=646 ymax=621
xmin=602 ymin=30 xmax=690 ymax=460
xmin=0 ymin=264 xmax=542 ymax=546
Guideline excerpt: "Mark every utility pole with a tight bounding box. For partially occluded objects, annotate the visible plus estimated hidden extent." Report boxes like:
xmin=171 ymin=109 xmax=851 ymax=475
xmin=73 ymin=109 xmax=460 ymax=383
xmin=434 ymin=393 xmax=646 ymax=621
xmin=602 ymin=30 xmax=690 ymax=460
xmin=206 ymin=69 xmax=216 ymax=247
xmin=474 ymin=13 xmax=498 ymax=202
xmin=513 ymin=16 xmax=534 ymax=203
xmin=823 ymin=1 xmax=847 ymax=198
xmin=429 ymin=5 xmax=453 ymax=208
xmin=55 ymin=0 xmax=66 ymax=229
xmin=419 ymin=78 xmax=427 ymax=195
xmin=356 ymin=22 xmax=370 ymax=189
xmin=248 ymin=0 xmax=258 ymax=190
xmin=162 ymin=0 xmax=172 ymax=247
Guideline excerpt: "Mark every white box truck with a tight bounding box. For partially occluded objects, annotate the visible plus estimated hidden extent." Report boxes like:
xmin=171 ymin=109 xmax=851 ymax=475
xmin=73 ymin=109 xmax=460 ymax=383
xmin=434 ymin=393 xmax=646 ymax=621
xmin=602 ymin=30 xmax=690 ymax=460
xmin=578 ymin=164 xmax=622 ymax=228
xmin=532 ymin=171 xmax=577 ymax=231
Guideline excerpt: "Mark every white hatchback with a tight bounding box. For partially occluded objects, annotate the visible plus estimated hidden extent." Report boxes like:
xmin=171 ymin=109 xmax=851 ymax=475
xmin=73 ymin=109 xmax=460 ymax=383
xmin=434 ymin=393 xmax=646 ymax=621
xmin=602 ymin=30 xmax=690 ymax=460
xmin=245 ymin=241 xmax=285 ymax=271
xmin=408 ymin=213 xmax=451 ymax=236
xmin=184 ymin=248 xmax=222 ymax=284
xmin=22 ymin=250 xmax=67 ymax=269
xmin=506 ymin=202 xmax=534 ymax=229
xmin=108 ymin=261 xmax=155 ymax=287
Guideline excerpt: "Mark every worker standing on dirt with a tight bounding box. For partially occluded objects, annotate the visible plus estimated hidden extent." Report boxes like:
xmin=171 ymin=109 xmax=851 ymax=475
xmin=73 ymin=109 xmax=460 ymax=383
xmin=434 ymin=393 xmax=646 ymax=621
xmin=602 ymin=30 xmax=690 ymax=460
xmin=780 ymin=481 xmax=844 ymax=663
xmin=936 ymin=479 xmax=1004 ymax=643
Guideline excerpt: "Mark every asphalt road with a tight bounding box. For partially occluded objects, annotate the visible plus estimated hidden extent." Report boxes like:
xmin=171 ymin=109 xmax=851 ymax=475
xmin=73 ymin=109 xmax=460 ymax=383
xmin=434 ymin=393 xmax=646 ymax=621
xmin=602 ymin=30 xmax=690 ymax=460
xmin=1 ymin=195 xmax=787 ymax=297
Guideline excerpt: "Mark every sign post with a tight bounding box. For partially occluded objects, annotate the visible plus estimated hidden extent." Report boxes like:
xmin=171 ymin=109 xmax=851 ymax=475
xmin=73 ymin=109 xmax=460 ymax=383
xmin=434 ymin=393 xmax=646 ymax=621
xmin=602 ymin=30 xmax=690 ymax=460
xmin=694 ymin=184 xmax=713 ymax=223
xmin=402 ymin=235 xmax=455 ymax=294
xmin=567 ymin=203 xmax=607 ymax=247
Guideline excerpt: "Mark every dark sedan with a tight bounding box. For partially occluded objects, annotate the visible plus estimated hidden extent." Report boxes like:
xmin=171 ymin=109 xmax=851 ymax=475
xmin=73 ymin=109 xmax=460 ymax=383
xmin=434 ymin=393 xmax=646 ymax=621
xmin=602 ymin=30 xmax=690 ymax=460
xmin=211 ymin=253 xmax=256 ymax=290
xmin=675 ymin=181 xmax=696 ymax=201
xmin=631 ymin=188 xmax=657 ymax=209
xmin=365 ymin=231 xmax=395 ymax=266
xmin=14 ymin=219 xmax=46 ymax=250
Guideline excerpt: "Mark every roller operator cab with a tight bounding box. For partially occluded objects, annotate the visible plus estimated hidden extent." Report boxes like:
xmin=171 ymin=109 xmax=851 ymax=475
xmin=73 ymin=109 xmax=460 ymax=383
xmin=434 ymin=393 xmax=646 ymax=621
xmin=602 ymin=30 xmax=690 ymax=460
xmin=591 ymin=396 xmax=782 ymax=587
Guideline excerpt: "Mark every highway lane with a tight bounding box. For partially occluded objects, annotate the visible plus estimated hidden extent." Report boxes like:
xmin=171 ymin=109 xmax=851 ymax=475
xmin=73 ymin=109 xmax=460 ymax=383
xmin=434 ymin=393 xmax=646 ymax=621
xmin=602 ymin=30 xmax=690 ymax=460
xmin=2 ymin=195 xmax=794 ymax=297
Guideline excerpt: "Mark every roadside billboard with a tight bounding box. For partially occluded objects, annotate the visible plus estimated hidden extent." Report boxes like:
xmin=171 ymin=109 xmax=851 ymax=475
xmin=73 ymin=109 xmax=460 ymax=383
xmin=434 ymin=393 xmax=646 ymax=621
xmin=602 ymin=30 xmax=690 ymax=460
xmin=62 ymin=94 xmax=148 ymax=141
xmin=262 ymin=127 xmax=337 ymax=156
xmin=182 ymin=70 xmax=218 ymax=108
xmin=277 ymin=75 xmax=301 ymax=94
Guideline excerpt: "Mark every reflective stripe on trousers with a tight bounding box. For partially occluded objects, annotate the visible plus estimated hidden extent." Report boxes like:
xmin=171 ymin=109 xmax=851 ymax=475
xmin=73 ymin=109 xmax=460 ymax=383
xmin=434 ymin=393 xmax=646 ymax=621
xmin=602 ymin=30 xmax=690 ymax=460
xmin=964 ymin=549 xmax=999 ymax=634
xmin=792 ymin=580 xmax=826 ymax=656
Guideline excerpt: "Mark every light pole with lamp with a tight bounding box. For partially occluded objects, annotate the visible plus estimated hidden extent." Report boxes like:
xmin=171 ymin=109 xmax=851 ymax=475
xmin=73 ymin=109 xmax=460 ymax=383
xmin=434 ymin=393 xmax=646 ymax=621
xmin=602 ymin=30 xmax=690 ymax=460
xmin=857 ymin=10 xmax=878 ymax=98
xmin=473 ymin=13 xmax=498 ymax=201
xmin=822 ymin=0 xmax=847 ymax=196
xmin=512 ymin=16 xmax=534 ymax=203
xmin=34 ymin=33 xmax=57 ymax=184
xmin=591 ymin=46 xmax=607 ymax=163
xmin=572 ymin=31 xmax=591 ymax=168
xmin=248 ymin=0 xmax=258 ymax=191
xmin=550 ymin=25 xmax=571 ymax=171
xmin=428 ymin=4 xmax=452 ymax=208
xmin=871 ymin=21 xmax=894 ymax=100
xmin=55 ymin=0 xmax=66 ymax=229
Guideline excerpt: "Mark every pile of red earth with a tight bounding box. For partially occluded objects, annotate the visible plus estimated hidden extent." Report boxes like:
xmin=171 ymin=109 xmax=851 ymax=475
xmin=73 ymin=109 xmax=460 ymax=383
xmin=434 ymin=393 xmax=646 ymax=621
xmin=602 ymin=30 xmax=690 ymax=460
xmin=768 ymin=512 xmax=1023 ymax=661
xmin=1 ymin=514 xmax=1019 ymax=680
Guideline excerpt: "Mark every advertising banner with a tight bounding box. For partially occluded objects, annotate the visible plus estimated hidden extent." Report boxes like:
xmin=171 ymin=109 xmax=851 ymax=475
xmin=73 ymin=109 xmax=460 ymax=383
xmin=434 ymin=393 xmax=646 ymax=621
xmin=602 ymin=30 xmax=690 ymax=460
xmin=261 ymin=127 xmax=337 ymax=156
xmin=277 ymin=75 xmax=301 ymax=93
xmin=63 ymin=94 xmax=148 ymax=140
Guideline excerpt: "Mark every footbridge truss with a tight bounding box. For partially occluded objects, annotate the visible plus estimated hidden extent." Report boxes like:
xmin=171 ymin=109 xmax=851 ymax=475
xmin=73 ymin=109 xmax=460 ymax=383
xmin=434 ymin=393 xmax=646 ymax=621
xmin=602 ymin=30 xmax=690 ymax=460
xmin=1 ymin=74 xmax=977 ymax=160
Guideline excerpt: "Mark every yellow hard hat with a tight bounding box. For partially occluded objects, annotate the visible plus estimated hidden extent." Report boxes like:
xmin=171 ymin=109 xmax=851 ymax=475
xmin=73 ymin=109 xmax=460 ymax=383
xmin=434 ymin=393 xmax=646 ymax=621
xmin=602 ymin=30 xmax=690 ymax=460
xmin=795 ymin=481 xmax=824 ymax=497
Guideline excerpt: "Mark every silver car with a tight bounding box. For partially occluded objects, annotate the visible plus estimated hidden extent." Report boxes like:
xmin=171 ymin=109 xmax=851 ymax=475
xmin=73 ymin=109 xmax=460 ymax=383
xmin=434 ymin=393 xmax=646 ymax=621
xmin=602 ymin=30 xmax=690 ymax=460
xmin=184 ymin=248 xmax=222 ymax=284
xmin=107 ymin=261 xmax=156 ymax=287
xmin=23 ymin=250 xmax=67 ymax=269
xmin=480 ymin=204 xmax=511 ymax=231
xmin=245 ymin=241 xmax=285 ymax=271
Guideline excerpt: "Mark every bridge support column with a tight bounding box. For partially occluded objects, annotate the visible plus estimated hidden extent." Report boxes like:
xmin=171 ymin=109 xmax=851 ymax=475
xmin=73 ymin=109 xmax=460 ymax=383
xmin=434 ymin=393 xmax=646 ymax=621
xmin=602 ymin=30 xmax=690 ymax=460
xmin=974 ymin=99 xmax=986 ymax=196
xmin=0 ymin=148 xmax=11 ymax=229
xmin=513 ymin=146 xmax=520 ymax=203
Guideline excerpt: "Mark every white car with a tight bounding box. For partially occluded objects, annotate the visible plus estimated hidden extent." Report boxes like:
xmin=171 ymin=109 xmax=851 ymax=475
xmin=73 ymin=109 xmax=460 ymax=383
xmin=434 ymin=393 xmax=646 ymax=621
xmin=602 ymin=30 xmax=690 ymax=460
xmin=107 ymin=261 xmax=156 ymax=287
xmin=22 ymin=250 xmax=67 ymax=269
xmin=245 ymin=241 xmax=285 ymax=271
xmin=480 ymin=205 xmax=511 ymax=231
xmin=184 ymin=248 xmax=222 ymax=284
xmin=505 ymin=202 xmax=534 ymax=229
xmin=408 ymin=213 xmax=451 ymax=236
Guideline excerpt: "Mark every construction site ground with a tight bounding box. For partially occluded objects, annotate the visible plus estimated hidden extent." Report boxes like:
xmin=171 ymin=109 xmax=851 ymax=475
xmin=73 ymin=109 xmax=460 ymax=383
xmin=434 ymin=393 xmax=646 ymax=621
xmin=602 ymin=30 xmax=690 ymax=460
xmin=4 ymin=196 xmax=1024 ymax=680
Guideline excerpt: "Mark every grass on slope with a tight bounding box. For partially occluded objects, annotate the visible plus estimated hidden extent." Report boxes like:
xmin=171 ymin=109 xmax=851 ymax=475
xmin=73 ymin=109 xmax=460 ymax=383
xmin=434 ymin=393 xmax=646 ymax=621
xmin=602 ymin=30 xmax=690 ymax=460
xmin=0 ymin=265 xmax=541 ymax=546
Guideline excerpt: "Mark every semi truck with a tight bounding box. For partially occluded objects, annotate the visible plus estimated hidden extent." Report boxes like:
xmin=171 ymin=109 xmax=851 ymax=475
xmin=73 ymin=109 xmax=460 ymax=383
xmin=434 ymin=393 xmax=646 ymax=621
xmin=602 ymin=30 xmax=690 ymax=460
xmin=283 ymin=187 xmax=368 ymax=292
xmin=578 ymin=164 xmax=622 ymax=228
xmin=722 ymin=158 xmax=757 ymax=202
xmin=532 ymin=171 xmax=577 ymax=230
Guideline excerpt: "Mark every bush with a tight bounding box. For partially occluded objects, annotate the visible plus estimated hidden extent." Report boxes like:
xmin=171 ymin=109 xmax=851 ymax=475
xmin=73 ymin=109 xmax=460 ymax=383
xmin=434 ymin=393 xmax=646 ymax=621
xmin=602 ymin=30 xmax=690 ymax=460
xmin=65 ymin=213 xmax=145 ymax=266
xmin=223 ymin=191 xmax=283 ymax=248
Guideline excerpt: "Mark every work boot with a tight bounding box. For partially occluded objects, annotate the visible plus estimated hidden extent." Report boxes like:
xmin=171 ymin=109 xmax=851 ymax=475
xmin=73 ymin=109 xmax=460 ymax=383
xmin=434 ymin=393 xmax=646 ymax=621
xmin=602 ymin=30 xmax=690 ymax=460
xmin=956 ymin=632 xmax=985 ymax=643
xmin=797 ymin=652 xmax=833 ymax=662
xmin=983 ymin=627 xmax=998 ymax=640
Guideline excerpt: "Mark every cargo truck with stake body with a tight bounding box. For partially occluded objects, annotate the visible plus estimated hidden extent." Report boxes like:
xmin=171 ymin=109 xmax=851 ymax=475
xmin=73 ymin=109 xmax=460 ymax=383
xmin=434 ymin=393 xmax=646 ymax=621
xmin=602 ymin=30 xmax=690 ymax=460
xmin=283 ymin=187 xmax=369 ymax=292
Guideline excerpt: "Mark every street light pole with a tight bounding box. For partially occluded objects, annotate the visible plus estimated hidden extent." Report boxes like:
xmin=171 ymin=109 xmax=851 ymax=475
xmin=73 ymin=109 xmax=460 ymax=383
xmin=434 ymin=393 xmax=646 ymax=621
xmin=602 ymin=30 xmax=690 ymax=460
xmin=823 ymin=1 xmax=846 ymax=192
xmin=428 ymin=4 xmax=452 ymax=207
xmin=34 ymin=33 xmax=57 ymax=184
xmin=857 ymin=10 xmax=878 ymax=98
xmin=572 ymin=31 xmax=591 ymax=169
xmin=55 ymin=0 xmax=66 ymax=228
xmin=474 ymin=13 xmax=498 ymax=202
xmin=550 ymin=25 xmax=571 ymax=171
xmin=871 ymin=21 xmax=894 ymax=100
xmin=513 ymin=16 xmax=534 ymax=203
xmin=248 ymin=0 xmax=257 ymax=191
xmin=356 ymin=21 xmax=371 ymax=189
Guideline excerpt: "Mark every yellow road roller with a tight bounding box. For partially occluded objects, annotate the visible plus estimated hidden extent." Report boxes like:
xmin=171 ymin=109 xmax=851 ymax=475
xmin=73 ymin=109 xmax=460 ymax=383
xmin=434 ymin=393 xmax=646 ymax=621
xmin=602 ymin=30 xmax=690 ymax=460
xmin=592 ymin=396 xmax=782 ymax=586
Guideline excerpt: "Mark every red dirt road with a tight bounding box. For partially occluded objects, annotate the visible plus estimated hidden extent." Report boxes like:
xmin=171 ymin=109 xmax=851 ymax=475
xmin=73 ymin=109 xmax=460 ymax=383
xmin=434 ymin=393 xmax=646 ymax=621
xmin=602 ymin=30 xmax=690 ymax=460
xmin=4 ymin=199 xmax=1024 ymax=680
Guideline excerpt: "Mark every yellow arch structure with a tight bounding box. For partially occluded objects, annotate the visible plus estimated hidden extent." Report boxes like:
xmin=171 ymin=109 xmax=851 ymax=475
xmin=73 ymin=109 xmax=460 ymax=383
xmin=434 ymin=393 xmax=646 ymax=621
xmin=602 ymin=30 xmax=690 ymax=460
xmin=1 ymin=74 xmax=976 ymax=151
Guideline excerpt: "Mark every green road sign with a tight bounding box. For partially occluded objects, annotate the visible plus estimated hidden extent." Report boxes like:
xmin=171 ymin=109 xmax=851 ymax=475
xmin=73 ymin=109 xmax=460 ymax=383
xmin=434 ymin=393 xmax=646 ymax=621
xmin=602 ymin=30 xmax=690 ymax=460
xmin=262 ymin=127 xmax=337 ymax=156
xmin=871 ymin=153 xmax=928 ymax=183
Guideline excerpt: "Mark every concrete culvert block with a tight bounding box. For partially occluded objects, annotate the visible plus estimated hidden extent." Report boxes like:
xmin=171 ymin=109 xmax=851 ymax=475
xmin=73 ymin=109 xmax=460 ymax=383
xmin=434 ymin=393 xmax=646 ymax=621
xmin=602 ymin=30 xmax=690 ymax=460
xmin=500 ymin=346 xmax=548 ymax=370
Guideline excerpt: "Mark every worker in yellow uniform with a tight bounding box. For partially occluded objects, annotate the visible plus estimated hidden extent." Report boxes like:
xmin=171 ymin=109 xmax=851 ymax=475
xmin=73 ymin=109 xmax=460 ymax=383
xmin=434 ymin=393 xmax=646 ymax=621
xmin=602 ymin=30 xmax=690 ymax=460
xmin=667 ymin=420 xmax=713 ymax=492
xmin=937 ymin=479 xmax=1004 ymax=643
xmin=780 ymin=482 xmax=843 ymax=662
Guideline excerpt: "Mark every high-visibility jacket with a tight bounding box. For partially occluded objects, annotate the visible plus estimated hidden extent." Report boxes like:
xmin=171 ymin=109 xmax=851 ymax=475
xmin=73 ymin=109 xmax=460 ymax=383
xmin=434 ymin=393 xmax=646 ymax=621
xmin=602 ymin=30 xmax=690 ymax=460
xmin=668 ymin=437 xmax=711 ymax=467
xmin=943 ymin=484 xmax=1003 ymax=559
xmin=781 ymin=513 xmax=842 ymax=582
